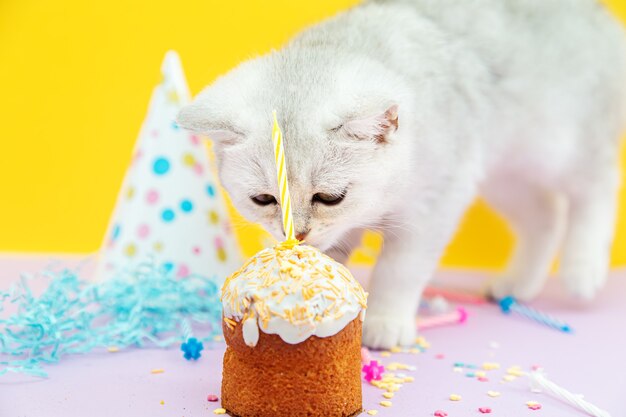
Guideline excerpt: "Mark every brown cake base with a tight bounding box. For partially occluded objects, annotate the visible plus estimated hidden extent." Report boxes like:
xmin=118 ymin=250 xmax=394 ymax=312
xmin=221 ymin=318 xmax=363 ymax=417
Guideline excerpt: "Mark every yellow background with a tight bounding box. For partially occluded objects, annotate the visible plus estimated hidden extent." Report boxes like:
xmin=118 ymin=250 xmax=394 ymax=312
xmin=0 ymin=0 xmax=624 ymax=268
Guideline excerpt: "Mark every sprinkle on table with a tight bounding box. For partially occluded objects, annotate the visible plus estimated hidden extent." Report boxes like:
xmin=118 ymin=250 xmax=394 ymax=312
xmin=482 ymin=362 xmax=500 ymax=371
xmin=181 ymin=337 xmax=204 ymax=360
xmin=159 ymin=400 xmax=164 ymax=405
xmin=151 ymin=368 xmax=165 ymax=374
xmin=383 ymin=392 xmax=394 ymax=399
xmin=434 ymin=411 xmax=448 ymax=417
xmin=449 ymin=394 xmax=462 ymax=401
xmin=363 ymin=360 xmax=385 ymax=382
xmin=207 ymin=394 xmax=219 ymax=402
xmin=479 ymin=407 xmax=492 ymax=413
xmin=380 ymin=400 xmax=392 ymax=407
xmin=507 ymin=366 xmax=526 ymax=377
xmin=366 ymin=410 xmax=378 ymax=416
xmin=487 ymin=391 xmax=501 ymax=398
xmin=107 ymin=346 xmax=119 ymax=353
xmin=527 ymin=401 xmax=542 ymax=410
xmin=213 ymin=408 xmax=227 ymax=415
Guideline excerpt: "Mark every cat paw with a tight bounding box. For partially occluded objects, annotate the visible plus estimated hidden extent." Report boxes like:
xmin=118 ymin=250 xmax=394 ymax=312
xmin=487 ymin=277 xmax=542 ymax=302
xmin=362 ymin=312 xmax=416 ymax=349
xmin=561 ymin=259 xmax=607 ymax=302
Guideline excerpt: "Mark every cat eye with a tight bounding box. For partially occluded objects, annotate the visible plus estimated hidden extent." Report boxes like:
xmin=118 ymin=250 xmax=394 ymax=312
xmin=313 ymin=192 xmax=346 ymax=206
xmin=251 ymin=194 xmax=277 ymax=206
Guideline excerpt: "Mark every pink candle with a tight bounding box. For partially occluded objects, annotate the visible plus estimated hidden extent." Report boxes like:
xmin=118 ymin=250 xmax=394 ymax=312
xmin=417 ymin=307 xmax=469 ymax=330
xmin=423 ymin=287 xmax=486 ymax=305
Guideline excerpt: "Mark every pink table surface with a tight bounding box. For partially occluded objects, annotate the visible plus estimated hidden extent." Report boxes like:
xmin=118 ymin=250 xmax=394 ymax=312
xmin=0 ymin=254 xmax=624 ymax=417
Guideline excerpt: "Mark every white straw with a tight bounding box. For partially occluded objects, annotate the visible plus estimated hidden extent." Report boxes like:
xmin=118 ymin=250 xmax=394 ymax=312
xmin=529 ymin=371 xmax=612 ymax=417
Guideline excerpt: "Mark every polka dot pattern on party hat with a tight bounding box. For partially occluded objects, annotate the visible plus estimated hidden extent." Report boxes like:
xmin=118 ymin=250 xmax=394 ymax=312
xmin=97 ymin=51 xmax=241 ymax=283
xmin=153 ymin=157 xmax=170 ymax=175
xmin=161 ymin=209 xmax=175 ymax=222
xmin=180 ymin=200 xmax=193 ymax=213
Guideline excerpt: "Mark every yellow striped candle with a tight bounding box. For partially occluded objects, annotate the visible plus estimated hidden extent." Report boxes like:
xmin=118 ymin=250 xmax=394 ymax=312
xmin=272 ymin=111 xmax=297 ymax=243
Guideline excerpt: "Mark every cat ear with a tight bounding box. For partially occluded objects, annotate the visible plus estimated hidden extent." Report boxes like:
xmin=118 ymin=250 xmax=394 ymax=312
xmin=176 ymin=100 xmax=244 ymax=145
xmin=338 ymin=105 xmax=399 ymax=144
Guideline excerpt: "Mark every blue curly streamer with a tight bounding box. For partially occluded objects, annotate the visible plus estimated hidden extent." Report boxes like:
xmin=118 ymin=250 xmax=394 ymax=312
xmin=0 ymin=260 xmax=222 ymax=377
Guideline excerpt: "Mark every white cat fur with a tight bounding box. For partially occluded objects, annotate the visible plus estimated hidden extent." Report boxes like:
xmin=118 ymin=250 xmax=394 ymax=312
xmin=177 ymin=0 xmax=626 ymax=348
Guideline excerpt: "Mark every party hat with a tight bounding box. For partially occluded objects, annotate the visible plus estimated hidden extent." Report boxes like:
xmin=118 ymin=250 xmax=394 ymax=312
xmin=97 ymin=51 xmax=241 ymax=282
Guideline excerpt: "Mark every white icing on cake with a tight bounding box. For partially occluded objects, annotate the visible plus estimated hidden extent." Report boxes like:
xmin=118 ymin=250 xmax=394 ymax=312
xmin=221 ymin=243 xmax=368 ymax=346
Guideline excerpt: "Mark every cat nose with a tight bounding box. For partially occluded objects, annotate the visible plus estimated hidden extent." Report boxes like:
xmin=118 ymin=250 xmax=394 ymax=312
xmin=295 ymin=230 xmax=309 ymax=241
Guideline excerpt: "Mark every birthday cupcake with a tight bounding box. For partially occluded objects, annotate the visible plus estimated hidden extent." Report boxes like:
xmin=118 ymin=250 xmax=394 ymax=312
xmin=220 ymin=241 xmax=367 ymax=417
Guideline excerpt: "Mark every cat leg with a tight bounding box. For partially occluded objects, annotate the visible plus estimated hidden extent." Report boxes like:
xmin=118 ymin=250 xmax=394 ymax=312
xmin=484 ymin=178 xmax=566 ymax=301
xmin=324 ymin=228 xmax=364 ymax=265
xmin=361 ymin=230 xmax=431 ymax=349
xmin=363 ymin=181 xmax=477 ymax=349
xmin=560 ymin=167 xmax=620 ymax=301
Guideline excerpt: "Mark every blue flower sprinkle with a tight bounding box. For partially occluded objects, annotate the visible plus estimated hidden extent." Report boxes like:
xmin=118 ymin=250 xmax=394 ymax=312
xmin=181 ymin=337 xmax=204 ymax=360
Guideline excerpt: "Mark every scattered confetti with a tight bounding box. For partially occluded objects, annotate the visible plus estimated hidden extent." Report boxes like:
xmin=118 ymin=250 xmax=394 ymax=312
xmin=415 ymin=337 xmax=431 ymax=349
xmin=363 ymin=360 xmax=385 ymax=382
xmin=527 ymin=401 xmax=542 ymax=410
xmin=380 ymin=351 xmax=391 ymax=358
xmin=366 ymin=410 xmax=378 ymax=416
xmin=107 ymin=346 xmax=119 ymax=353
xmin=151 ymin=368 xmax=165 ymax=374
xmin=207 ymin=394 xmax=219 ymax=402
xmin=453 ymin=367 xmax=463 ymax=373
xmin=478 ymin=377 xmax=489 ymax=382
xmin=449 ymin=394 xmax=462 ymax=401
xmin=160 ymin=400 xmax=164 ymax=405
xmin=383 ymin=392 xmax=394 ymax=399
xmin=386 ymin=362 xmax=416 ymax=371
xmin=487 ymin=391 xmax=501 ymax=398
xmin=466 ymin=372 xmax=476 ymax=377
xmin=181 ymin=337 xmax=204 ymax=360
xmin=502 ymin=375 xmax=516 ymax=382
xmin=380 ymin=400 xmax=392 ymax=407
xmin=475 ymin=371 xmax=486 ymax=378
xmin=479 ymin=407 xmax=492 ymax=413
xmin=213 ymin=408 xmax=227 ymax=415
xmin=507 ymin=366 xmax=525 ymax=377
xmin=390 ymin=346 xmax=403 ymax=353
xmin=434 ymin=411 xmax=448 ymax=417
xmin=482 ymin=362 xmax=500 ymax=371
xmin=435 ymin=353 xmax=445 ymax=359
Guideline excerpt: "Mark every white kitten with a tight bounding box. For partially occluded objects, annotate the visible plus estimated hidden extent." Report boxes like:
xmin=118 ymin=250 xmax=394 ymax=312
xmin=177 ymin=0 xmax=626 ymax=348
